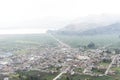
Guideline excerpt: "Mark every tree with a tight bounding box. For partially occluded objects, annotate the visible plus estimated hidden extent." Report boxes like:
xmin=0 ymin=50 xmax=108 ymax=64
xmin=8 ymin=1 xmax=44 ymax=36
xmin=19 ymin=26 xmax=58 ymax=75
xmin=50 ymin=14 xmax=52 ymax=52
xmin=87 ymin=42 xmax=95 ymax=49
xmin=66 ymin=72 xmax=72 ymax=80
xmin=115 ymin=49 xmax=120 ymax=54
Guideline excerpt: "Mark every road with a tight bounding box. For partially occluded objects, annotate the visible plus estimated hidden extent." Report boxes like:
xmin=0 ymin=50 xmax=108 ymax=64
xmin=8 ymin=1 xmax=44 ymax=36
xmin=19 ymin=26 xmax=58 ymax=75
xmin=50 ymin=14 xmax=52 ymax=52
xmin=49 ymin=34 xmax=119 ymax=76
xmin=53 ymin=71 xmax=66 ymax=80
xmin=49 ymin=34 xmax=71 ymax=48
xmin=105 ymin=55 xmax=118 ymax=75
xmin=53 ymin=67 xmax=70 ymax=80
xmin=83 ymin=68 xmax=88 ymax=74
xmin=49 ymin=34 xmax=72 ymax=80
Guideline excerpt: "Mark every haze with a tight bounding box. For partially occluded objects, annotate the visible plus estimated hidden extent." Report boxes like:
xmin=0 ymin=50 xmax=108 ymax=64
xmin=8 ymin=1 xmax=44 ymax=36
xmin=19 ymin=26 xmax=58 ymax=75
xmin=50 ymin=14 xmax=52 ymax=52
xmin=0 ymin=0 xmax=120 ymax=34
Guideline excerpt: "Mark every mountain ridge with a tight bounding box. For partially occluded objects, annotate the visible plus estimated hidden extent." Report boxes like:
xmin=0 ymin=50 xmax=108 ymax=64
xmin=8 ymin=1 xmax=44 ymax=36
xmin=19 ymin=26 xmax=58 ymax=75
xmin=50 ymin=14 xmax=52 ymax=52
xmin=48 ymin=15 xmax=120 ymax=35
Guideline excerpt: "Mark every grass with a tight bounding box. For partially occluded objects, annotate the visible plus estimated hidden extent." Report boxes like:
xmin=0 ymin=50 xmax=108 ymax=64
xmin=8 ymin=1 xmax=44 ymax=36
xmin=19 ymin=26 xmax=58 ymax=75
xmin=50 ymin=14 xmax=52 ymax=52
xmin=92 ymin=68 xmax=105 ymax=74
xmin=60 ymin=74 xmax=120 ymax=80
xmin=10 ymin=70 xmax=59 ymax=80
xmin=99 ymin=61 xmax=110 ymax=67
xmin=54 ymin=34 xmax=120 ymax=48
xmin=0 ymin=34 xmax=120 ymax=51
xmin=74 ymin=68 xmax=84 ymax=73
xmin=111 ymin=67 xmax=120 ymax=71
xmin=0 ymin=34 xmax=58 ymax=53
xmin=111 ymin=67 xmax=120 ymax=74
xmin=10 ymin=70 xmax=120 ymax=80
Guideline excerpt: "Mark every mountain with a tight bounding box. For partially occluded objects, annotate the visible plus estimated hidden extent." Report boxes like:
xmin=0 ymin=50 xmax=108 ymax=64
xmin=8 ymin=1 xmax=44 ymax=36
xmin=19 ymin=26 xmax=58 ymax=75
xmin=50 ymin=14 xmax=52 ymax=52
xmin=81 ymin=23 xmax=120 ymax=35
xmin=47 ymin=15 xmax=120 ymax=35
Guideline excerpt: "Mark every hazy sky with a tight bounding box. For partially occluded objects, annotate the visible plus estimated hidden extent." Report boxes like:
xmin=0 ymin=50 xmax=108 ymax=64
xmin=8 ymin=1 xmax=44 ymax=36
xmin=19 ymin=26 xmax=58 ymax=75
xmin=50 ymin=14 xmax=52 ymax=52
xmin=0 ymin=0 xmax=120 ymax=34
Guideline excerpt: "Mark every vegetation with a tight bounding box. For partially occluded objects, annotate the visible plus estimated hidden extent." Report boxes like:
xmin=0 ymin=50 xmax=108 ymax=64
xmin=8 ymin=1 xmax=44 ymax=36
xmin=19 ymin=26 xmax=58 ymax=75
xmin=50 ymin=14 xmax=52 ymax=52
xmin=54 ymin=34 xmax=120 ymax=48
xmin=10 ymin=70 xmax=120 ymax=80
xmin=0 ymin=34 xmax=58 ymax=54
xmin=60 ymin=74 xmax=120 ymax=80
xmin=0 ymin=34 xmax=120 ymax=51
xmin=92 ymin=68 xmax=105 ymax=74
xmin=87 ymin=42 xmax=95 ymax=49
xmin=74 ymin=68 xmax=84 ymax=73
xmin=10 ymin=70 xmax=58 ymax=80
xmin=99 ymin=60 xmax=111 ymax=68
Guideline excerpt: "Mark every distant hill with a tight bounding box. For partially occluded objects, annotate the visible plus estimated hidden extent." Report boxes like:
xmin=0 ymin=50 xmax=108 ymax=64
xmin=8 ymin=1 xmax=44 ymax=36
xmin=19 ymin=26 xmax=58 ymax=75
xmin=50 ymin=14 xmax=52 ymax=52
xmin=81 ymin=23 xmax=120 ymax=35
xmin=48 ymin=23 xmax=120 ymax=35
xmin=47 ymin=15 xmax=120 ymax=35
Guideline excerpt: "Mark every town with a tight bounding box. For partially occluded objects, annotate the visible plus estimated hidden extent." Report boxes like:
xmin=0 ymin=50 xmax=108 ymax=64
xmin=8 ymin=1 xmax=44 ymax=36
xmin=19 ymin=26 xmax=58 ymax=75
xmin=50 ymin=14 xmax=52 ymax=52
xmin=0 ymin=34 xmax=120 ymax=80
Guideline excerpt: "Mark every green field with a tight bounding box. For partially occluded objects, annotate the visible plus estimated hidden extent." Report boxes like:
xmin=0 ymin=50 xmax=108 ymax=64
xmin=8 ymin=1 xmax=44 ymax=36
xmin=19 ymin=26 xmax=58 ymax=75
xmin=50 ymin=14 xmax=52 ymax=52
xmin=0 ymin=34 xmax=58 ymax=52
xmin=10 ymin=71 xmax=120 ymax=80
xmin=9 ymin=70 xmax=59 ymax=80
xmin=0 ymin=34 xmax=120 ymax=54
xmin=54 ymin=34 xmax=120 ymax=48
xmin=0 ymin=34 xmax=120 ymax=50
xmin=60 ymin=74 xmax=120 ymax=80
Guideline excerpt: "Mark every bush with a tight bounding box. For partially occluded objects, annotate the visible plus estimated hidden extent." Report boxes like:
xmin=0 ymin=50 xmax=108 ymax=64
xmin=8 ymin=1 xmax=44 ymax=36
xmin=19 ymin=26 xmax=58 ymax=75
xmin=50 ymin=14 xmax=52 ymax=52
xmin=87 ymin=42 xmax=95 ymax=49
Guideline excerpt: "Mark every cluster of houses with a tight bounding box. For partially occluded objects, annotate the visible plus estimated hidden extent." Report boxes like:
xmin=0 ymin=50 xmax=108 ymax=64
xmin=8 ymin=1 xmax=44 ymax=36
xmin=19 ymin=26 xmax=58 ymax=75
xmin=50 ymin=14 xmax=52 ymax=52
xmin=0 ymin=44 xmax=120 ymax=80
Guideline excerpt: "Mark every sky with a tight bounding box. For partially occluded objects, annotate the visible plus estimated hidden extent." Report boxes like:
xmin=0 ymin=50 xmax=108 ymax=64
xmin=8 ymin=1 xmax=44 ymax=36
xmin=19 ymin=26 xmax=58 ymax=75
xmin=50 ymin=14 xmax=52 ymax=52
xmin=0 ymin=0 xmax=120 ymax=34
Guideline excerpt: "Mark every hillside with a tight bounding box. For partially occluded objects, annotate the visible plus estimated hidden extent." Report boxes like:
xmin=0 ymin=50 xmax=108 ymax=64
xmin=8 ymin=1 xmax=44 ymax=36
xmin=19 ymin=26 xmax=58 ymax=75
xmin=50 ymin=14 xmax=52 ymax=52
xmin=48 ymin=15 xmax=120 ymax=35
xmin=81 ymin=23 xmax=120 ymax=35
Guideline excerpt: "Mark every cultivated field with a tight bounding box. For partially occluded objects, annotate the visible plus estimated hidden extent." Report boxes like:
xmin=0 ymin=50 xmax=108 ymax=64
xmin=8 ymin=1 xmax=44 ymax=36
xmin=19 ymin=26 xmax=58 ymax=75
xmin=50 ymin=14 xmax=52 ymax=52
xmin=54 ymin=34 xmax=120 ymax=48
